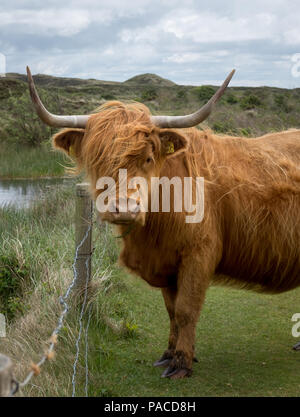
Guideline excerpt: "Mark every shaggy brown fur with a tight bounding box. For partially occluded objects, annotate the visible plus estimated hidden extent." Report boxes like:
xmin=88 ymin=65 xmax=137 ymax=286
xmin=53 ymin=101 xmax=300 ymax=377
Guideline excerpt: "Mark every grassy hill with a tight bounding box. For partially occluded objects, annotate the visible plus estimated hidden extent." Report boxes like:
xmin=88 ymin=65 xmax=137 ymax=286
xmin=1 ymin=71 xmax=300 ymax=178
xmin=2 ymin=71 xmax=300 ymax=137
xmin=124 ymin=73 xmax=176 ymax=87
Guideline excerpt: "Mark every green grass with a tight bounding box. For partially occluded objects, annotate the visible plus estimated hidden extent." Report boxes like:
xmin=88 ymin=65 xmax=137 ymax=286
xmin=0 ymin=185 xmax=300 ymax=397
xmin=0 ymin=143 xmax=67 ymax=179
xmin=85 ymin=276 xmax=300 ymax=397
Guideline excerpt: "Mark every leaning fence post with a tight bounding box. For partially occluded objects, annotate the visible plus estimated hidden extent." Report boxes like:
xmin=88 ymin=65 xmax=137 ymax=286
xmin=75 ymin=183 xmax=93 ymax=290
xmin=0 ymin=354 xmax=13 ymax=397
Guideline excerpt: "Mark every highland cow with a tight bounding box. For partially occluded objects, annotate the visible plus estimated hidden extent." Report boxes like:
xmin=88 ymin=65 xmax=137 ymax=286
xmin=26 ymin=67 xmax=300 ymax=379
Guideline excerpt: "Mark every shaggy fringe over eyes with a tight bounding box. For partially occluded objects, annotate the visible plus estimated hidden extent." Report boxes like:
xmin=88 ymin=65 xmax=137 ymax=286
xmin=80 ymin=100 xmax=211 ymax=183
xmin=81 ymin=101 xmax=162 ymax=183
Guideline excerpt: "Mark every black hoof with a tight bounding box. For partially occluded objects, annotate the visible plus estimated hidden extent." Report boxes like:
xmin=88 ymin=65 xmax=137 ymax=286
xmin=153 ymin=351 xmax=173 ymax=368
xmin=153 ymin=358 xmax=172 ymax=368
xmin=154 ymin=356 xmax=198 ymax=367
xmin=292 ymin=341 xmax=300 ymax=351
xmin=161 ymin=366 xmax=192 ymax=379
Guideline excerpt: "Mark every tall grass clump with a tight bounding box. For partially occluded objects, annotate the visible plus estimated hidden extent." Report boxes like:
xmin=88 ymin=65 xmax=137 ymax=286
xmin=0 ymin=252 xmax=30 ymax=320
xmin=0 ymin=142 xmax=67 ymax=179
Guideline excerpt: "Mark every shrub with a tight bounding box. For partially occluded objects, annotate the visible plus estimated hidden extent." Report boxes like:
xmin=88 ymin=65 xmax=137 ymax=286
xmin=240 ymin=128 xmax=251 ymax=136
xmin=0 ymin=254 xmax=30 ymax=320
xmin=5 ymin=89 xmax=61 ymax=146
xmin=226 ymin=94 xmax=238 ymax=104
xmin=176 ymin=89 xmax=187 ymax=99
xmin=212 ymin=120 xmax=234 ymax=134
xmin=195 ymin=85 xmax=216 ymax=102
xmin=0 ymin=79 xmax=26 ymax=100
xmin=274 ymin=94 xmax=291 ymax=113
xmin=102 ymin=93 xmax=116 ymax=100
xmin=141 ymin=87 xmax=157 ymax=101
xmin=240 ymin=94 xmax=262 ymax=110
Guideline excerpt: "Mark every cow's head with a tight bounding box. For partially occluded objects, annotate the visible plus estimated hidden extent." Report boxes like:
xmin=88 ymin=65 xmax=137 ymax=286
xmin=26 ymin=66 xmax=234 ymax=227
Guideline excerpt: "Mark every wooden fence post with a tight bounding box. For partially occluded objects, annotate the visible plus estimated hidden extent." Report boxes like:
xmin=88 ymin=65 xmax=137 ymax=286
xmin=0 ymin=354 xmax=13 ymax=397
xmin=75 ymin=183 xmax=93 ymax=289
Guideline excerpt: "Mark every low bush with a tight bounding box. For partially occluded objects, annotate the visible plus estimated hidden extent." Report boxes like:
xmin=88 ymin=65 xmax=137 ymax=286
xmin=274 ymin=94 xmax=291 ymax=113
xmin=5 ymin=90 xmax=61 ymax=146
xmin=141 ymin=87 xmax=157 ymax=101
xmin=226 ymin=94 xmax=238 ymax=104
xmin=0 ymin=254 xmax=30 ymax=320
xmin=240 ymin=94 xmax=262 ymax=110
xmin=194 ymin=85 xmax=216 ymax=102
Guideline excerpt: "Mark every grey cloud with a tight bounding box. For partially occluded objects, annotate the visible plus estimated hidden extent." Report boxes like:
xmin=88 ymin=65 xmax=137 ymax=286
xmin=1 ymin=0 xmax=300 ymax=87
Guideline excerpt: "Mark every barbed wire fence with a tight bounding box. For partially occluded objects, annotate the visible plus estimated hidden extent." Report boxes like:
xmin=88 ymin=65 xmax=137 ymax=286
xmin=0 ymin=183 xmax=100 ymax=397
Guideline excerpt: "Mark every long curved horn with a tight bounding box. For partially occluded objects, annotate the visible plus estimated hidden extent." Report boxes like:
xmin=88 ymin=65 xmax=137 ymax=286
xmin=150 ymin=69 xmax=235 ymax=128
xmin=26 ymin=66 xmax=89 ymax=128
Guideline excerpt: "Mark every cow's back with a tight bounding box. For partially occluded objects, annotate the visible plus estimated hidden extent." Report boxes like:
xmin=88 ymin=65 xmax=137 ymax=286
xmin=211 ymin=130 xmax=300 ymax=293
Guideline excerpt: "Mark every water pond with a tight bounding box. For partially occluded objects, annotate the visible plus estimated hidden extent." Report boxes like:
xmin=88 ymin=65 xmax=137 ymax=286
xmin=0 ymin=178 xmax=73 ymax=209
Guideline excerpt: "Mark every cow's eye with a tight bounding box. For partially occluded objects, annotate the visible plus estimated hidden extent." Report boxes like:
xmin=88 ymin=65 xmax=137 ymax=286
xmin=146 ymin=157 xmax=152 ymax=163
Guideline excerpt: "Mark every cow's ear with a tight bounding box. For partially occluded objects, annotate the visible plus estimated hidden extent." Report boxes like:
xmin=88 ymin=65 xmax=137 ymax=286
xmin=52 ymin=128 xmax=85 ymax=158
xmin=158 ymin=129 xmax=189 ymax=158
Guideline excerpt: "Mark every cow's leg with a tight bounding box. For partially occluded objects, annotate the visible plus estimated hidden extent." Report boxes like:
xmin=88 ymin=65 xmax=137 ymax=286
xmin=161 ymin=255 xmax=210 ymax=379
xmin=153 ymin=285 xmax=178 ymax=368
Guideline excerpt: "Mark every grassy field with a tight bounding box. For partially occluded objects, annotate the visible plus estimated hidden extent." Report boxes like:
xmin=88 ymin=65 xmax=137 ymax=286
xmin=0 ymin=185 xmax=300 ymax=397
xmin=0 ymin=142 xmax=67 ymax=179
xmin=86 ymin=277 xmax=300 ymax=397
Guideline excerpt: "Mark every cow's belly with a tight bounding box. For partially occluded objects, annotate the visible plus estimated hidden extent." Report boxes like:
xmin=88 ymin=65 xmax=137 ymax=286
xmin=216 ymin=246 xmax=300 ymax=293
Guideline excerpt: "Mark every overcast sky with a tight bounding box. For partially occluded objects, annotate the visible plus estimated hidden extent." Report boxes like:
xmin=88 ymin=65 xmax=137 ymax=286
xmin=1 ymin=0 xmax=300 ymax=87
